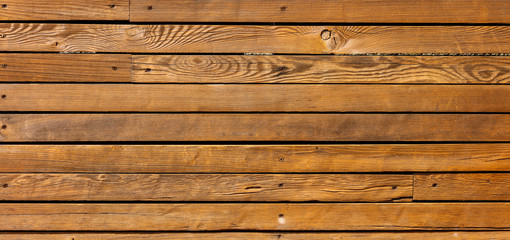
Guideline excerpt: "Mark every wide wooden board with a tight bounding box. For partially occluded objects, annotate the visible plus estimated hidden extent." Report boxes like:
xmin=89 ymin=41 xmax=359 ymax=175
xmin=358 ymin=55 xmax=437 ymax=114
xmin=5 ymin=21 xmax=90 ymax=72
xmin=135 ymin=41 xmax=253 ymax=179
xmin=130 ymin=0 xmax=510 ymax=24
xmin=1 ymin=24 xmax=509 ymax=54
xmin=1 ymin=203 xmax=509 ymax=230
xmin=133 ymin=55 xmax=510 ymax=84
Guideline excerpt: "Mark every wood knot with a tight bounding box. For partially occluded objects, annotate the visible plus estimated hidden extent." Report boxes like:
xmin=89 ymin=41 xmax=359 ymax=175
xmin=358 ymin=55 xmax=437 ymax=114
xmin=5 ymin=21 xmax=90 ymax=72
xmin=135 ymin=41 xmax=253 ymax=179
xmin=0 ymin=34 xmax=6 ymax=38
xmin=1 ymin=94 xmax=6 ymax=99
xmin=280 ymin=6 xmax=287 ymax=11
xmin=321 ymin=30 xmax=331 ymax=40
xmin=322 ymin=29 xmax=346 ymax=52
xmin=108 ymin=4 xmax=116 ymax=9
xmin=2 ymin=183 xmax=7 ymax=188
xmin=1 ymin=64 xmax=6 ymax=68
xmin=1 ymin=4 xmax=7 ymax=8
xmin=112 ymin=66 xmax=118 ymax=71
xmin=147 ymin=6 xmax=153 ymax=10
xmin=1 ymin=124 xmax=6 ymax=129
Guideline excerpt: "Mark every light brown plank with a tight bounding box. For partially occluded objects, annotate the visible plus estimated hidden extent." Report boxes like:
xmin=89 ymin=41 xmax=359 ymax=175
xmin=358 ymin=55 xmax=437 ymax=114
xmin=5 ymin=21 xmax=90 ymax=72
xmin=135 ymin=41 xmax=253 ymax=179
xmin=0 ymin=174 xmax=411 ymax=202
xmin=133 ymin=55 xmax=510 ymax=84
xmin=0 ymin=0 xmax=128 ymax=20
xmin=1 ymin=144 xmax=510 ymax=173
xmin=1 ymin=114 xmax=510 ymax=142
xmin=1 ymin=203 xmax=510 ymax=230
xmin=1 ymin=24 xmax=510 ymax=54
xmin=3 ymin=84 xmax=510 ymax=112
xmin=3 ymin=232 xmax=510 ymax=240
xmin=130 ymin=0 xmax=510 ymax=24
xmin=414 ymin=173 xmax=510 ymax=201
xmin=0 ymin=54 xmax=131 ymax=82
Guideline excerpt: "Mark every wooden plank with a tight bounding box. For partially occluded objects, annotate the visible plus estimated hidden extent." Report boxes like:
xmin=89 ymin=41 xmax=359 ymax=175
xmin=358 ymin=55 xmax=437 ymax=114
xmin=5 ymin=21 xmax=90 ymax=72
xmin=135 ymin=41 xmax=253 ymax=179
xmin=1 ymin=24 xmax=510 ymax=54
xmin=0 ymin=0 xmax=128 ymax=20
xmin=1 ymin=203 xmax=509 ymax=230
xmin=3 ymin=232 xmax=510 ymax=240
xmin=2 ymin=144 xmax=510 ymax=173
xmin=0 ymin=174 xmax=411 ymax=202
xmin=0 ymin=54 xmax=131 ymax=82
xmin=414 ymin=173 xmax=510 ymax=201
xmin=3 ymin=84 xmax=510 ymax=112
xmin=130 ymin=0 xmax=510 ymax=24
xmin=1 ymin=114 xmax=510 ymax=142
xmin=133 ymin=55 xmax=510 ymax=84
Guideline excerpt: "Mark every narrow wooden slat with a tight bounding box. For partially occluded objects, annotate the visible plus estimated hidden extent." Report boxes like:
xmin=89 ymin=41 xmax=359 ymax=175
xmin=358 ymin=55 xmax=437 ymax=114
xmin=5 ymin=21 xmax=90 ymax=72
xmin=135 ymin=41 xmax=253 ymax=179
xmin=1 ymin=24 xmax=509 ymax=54
xmin=133 ymin=55 xmax=510 ymax=84
xmin=0 ymin=174 xmax=411 ymax=202
xmin=3 ymin=84 xmax=510 ymax=112
xmin=0 ymin=0 xmax=128 ymax=20
xmin=1 ymin=114 xmax=510 ymax=142
xmin=2 ymin=144 xmax=510 ymax=173
xmin=0 ymin=54 xmax=131 ymax=82
xmin=414 ymin=173 xmax=510 ymax=201
xmin=130 ymin=0 xmax=510 ymax=24
xmin=3 ymin=232 xmax=510 ymax=240
xmin=1 ymin=203 xmax=509 ymax=230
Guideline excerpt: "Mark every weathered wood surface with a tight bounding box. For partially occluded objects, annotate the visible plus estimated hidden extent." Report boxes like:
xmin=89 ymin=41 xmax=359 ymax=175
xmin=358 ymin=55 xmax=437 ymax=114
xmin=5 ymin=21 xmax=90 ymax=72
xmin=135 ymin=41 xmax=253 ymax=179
xmin=133 ymin=55 xmax=510 ymax=84
xmin=1 ymin=24 xmax=509 ymax=54
xmin=2 ymin=203 xmax=509 ymax=231
xmin=0 ymin=54 xmax=131 ymax=82
xmin=130 ymin=0 xmax=510 ymax=24
xmin=414 ymin=173 xmax=510 ymax=201
xmin=2 ymin=144 xmax=510 ymax=173
xmin=0 ymin=174 xmax=411 ymax=202
xmin=3 ymin=232 xmax=510 ymax=240
xmin=0 ymin=0 xmax=128 ymax=20
xmin=3 ymin=84 xmax=510 ymax=112
xmin=1 ymin=114 xmax=510 ymax=142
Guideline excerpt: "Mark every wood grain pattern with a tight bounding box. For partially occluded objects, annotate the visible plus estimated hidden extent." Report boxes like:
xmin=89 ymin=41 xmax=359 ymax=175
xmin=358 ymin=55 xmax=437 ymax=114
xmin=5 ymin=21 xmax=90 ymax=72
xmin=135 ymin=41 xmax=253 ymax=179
xmin=0 ymin=174 xmax=411 ymax=202
xmin=2 ymin=114 xmax=510 ymax=142
xmin=2 ymin=203 xmax=510 ymax=231
xmin=0 ymin=54 xmax=131 ymax=82
xmin=130 ymin=0 xmax=510 ymax=24
xmin=3 ymin=84 xmax=510 ymax=112
xmin=2 ymin=144 xmax=510 ymax=173
xmin=414 ymin=173 xmax=510 ymax=201
xmin=0 ymin=0 xmax=128 ymax=20
xmin=1 ymin=24 xmax=510 ymax=54
xmin=3 ymin=232 xmax=510 ymax=240
xmin=133 ymin=55 xmax=510 ymax=84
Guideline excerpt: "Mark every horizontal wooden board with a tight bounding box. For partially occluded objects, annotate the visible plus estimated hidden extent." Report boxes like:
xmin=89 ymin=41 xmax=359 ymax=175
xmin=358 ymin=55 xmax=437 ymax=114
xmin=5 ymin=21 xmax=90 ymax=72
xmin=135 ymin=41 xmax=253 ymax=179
xmin=133 ymin=55 xmax=510 ymax=84
xmin=3 ymin=84 xmax=510 ymax=112
xmin=0 ymin=174 xmax=411 ymax=202
xmin=0 ymin=0 xmax=128 ymax=20
xmin=2 ymin=144 xmax=510 ymax=173
xmin=3 ymin=232 xmax=510 ymax=240
xmin=1 ymin=114 xmax=510 ymax=142
xmin=130 ymin=0 xmax=510 ymax=23
xmin=1 ymin=203 xmax=510 ymax=230
xmin=414 ymin=173 xmax=510 ymax=201
xmin=0 ymin=54 xmax=131 ymax=82
xmin=1 ymin=24 xmax=510 ymax=54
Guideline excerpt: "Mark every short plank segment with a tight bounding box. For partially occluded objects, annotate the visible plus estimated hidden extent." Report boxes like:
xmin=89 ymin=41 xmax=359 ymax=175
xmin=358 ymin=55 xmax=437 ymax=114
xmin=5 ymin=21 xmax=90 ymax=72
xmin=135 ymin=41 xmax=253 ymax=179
xmin=2 ymin=144 xmax=510 ymax=173
xmin=1 ymin=203 xmax=509 ymax=230
xmin=3 ymin=232 xmax=510 ymax=240
xmin=0 ymin=54 xmax=131 ymax=82
xmin=0 ymin=174 xmax=411 ymax=202
xmin=1 ymin=24 xmax=510 ymax=54
xmin=414 ymin=173 xmax=510 ymax=201
xmin=130 ymin=0 xmax=510 ymax=24
xmin=133 ymin=55 xmax=510 ymax=84
xmin=1 ymin=114 xmax=510 ymax=142
xmin=0 ymin=0 xmax=128 ymax=20
xmin=3 ymin=84 xmax=510 ymax=112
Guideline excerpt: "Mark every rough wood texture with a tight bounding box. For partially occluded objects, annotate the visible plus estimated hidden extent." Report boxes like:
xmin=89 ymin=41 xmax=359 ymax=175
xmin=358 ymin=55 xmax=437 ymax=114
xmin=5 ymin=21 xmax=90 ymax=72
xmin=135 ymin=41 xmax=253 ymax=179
xmin=0 ymin=174 xmax=411 ymax=202
xmin=3 ymin=84 xmax=510 ymax=112
xmin=1 ymin=114 xmax=510 ymax=142
xmin=3 ymin=232 xmax=510 ymax=240
xmin=414 ymin=173 xmax=510 ymax=201
xmin=0 ymin=0 xmax=128 ymax=20
xmin=1 ymin=144 xmax=510 ymax=173
xmin=1 ymin=24 xmax=509 ymax=54
xmin=1 ymin=203 xmax=510 ymax=231
xmin=130 ymin=0 xmax=510 ymax=23
xmin=133 ymin=55 xmax=510 ymax=84
xmin=0 ymin=54 xmax=131 ymax=82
